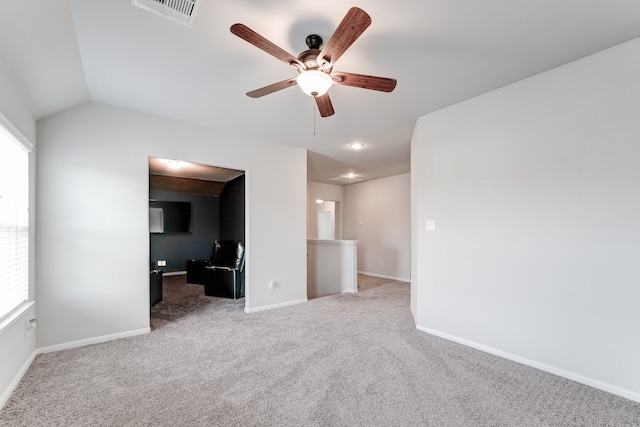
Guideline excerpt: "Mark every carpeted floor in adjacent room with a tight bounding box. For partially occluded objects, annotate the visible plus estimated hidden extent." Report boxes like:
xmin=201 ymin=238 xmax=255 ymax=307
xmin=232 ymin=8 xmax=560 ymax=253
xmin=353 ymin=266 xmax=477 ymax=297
xmin=1 ymin=274 xmax=639 ymax=426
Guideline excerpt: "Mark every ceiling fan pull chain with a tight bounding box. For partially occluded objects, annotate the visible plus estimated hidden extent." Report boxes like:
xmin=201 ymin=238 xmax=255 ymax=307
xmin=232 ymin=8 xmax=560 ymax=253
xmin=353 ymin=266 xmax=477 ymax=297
xmin=313 ymin=99 xmax=317 ymax=136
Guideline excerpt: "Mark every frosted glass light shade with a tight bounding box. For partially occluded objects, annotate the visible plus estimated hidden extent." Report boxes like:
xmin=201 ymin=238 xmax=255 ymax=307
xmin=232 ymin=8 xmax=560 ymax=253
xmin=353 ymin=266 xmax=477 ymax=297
xmin=297 ymin=70 xmax=332 ymax=97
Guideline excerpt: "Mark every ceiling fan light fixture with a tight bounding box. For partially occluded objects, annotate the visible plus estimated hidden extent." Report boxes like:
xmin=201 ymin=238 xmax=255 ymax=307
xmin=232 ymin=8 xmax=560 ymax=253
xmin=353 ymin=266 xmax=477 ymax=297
xmin=296 ymin=70 xmax=332 ymax=97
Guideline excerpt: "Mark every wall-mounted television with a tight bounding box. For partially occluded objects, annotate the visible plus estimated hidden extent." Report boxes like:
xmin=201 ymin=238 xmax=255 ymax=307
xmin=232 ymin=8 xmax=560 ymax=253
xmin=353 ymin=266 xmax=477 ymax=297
xmin=149 ymin=200 xmax=192 ymax=233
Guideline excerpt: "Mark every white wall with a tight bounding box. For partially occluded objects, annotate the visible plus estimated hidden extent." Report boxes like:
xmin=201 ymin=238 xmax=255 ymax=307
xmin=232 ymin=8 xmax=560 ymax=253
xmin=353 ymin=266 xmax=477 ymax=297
xmin=307 ymin=240 xmax=358 ymax=299
xmin=344 ymin=173 xmax=411 ymax=281
xmin=307 ymin=181 xmax=344 ymax=239
xmin=0 ymin=59 xmax=38 ymax=407
xmin=36 ymin=102 xmax=307 ymax=349
xmin=412 ymin=38 xmax=640 ymax=400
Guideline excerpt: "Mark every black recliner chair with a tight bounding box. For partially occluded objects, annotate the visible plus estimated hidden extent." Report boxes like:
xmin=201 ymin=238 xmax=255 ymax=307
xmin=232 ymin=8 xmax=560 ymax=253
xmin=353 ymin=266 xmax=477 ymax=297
xmin=204 ymin=242 xmax=245 ymax=299
xmin=186 ymin=240 xmax=236 ymax=285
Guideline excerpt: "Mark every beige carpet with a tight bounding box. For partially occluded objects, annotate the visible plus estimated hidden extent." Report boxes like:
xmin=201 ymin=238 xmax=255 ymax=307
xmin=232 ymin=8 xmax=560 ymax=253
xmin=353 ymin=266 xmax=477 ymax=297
xmin=1 ymin=275 xmax=639 ymax=426
xmin=357 ymin=273 xmax=399 ymax=291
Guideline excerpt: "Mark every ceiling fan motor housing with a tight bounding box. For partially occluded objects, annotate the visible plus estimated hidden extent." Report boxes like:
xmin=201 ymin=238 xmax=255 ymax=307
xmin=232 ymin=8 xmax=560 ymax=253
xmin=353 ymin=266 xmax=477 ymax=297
xmin=298 ymin=49 xmax=322 ymax=70
xmin=299 ymin=35 xmax=330 ymax=72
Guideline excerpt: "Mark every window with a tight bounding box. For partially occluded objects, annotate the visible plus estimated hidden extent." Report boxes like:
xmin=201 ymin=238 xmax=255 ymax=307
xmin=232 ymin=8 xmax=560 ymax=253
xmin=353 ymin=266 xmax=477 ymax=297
xmin=0 ymin=114 xmax=32 ymax=321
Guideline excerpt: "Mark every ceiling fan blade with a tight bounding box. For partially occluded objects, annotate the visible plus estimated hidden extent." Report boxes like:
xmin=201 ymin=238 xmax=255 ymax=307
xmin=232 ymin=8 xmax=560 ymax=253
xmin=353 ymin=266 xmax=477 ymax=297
xmin=317 ymin=7 xmax=371 ymax=68
xmin=246 ymin=78 xmax=298 ymax=98
xmin=331 ymin=71 xmax=397 ymax=92
xmin=231 ymin=23 xmax=305 ymax=70
xmin=315 ymin=93 xmax=335 ymax=117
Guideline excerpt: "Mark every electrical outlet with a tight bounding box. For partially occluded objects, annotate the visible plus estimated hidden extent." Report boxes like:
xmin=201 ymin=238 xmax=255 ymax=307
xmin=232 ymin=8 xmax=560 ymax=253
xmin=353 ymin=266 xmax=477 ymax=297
xmin=379 ymin=261 xmax=383 ymax=267
xmin=268 ymin=281 xmax=275 ymax=291
xmin=25 ymin=319 xmax=37 ymax=338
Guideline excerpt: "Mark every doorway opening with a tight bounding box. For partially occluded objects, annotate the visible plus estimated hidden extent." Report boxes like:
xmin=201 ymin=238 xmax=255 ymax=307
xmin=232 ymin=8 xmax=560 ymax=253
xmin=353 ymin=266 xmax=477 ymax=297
xmin=148 ymin=157 xmax=246 ymax=318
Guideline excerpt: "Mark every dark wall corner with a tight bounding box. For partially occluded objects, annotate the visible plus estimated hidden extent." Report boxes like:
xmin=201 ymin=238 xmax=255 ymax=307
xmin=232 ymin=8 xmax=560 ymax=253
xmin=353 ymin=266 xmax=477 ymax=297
xmin=220 ymin=174 xmax=245 ymax=244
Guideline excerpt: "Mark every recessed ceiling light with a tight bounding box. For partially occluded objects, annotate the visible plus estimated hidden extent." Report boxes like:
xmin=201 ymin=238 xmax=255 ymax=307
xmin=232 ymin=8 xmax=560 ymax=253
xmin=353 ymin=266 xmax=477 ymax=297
xmin=343 ymin=173 xmax=356 ymax=179
xmin=349 ymin=142 xmax=364 ymax=150
xmin=316 ymin=199 xmax=324 ymax=204
xmin=167 ymin=160 xmax=182 ymax=169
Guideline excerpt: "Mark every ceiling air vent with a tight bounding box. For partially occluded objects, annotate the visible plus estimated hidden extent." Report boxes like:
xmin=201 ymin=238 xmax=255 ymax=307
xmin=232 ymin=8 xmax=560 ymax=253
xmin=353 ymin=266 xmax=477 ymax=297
xmin=132 ymin=0 xmax=202 ymax=27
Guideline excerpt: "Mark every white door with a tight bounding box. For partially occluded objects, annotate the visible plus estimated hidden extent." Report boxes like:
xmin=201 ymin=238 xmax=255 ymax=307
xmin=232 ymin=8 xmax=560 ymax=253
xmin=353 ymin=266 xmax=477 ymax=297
xmin=318 ymin=210 xmax=332 ymax=239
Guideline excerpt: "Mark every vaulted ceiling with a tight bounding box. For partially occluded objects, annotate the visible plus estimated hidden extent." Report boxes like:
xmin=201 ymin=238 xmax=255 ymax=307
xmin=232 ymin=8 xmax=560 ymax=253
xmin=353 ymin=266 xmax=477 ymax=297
xmin=2 ymin=1 xmax=640 ymax=183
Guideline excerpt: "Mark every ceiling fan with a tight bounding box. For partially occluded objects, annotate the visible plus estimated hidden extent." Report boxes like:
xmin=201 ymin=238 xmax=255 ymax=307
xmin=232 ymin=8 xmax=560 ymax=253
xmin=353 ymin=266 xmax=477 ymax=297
xmin=230 ymin=7 xmax=397 ymax=118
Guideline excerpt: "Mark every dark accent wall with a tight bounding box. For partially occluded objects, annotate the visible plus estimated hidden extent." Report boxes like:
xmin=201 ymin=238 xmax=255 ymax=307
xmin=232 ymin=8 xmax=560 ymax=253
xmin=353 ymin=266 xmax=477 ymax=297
xmin=220 ymin=175 xmax=245 ymax=244
xmin=150 ymin=189 xmax=220 ymax=272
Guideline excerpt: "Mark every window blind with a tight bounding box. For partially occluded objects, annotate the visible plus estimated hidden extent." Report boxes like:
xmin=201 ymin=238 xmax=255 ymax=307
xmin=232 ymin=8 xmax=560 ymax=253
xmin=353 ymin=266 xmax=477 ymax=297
xmin=0 ymin=114 xmax=31 ymax=321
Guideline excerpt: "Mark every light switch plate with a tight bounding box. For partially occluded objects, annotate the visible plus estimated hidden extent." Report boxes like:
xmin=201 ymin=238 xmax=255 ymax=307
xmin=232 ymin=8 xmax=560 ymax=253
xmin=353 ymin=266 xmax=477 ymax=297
xmin=426 ymin=220 xmax=436 ymax=231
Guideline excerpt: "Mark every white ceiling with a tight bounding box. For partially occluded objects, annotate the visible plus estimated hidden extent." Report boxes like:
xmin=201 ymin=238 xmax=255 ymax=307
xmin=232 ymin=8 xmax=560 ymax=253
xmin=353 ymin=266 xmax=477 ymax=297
xmin=149 ymin=156 xmax=244 ymax=182
xmin=2 ymin=1 xmax=640 ymax=184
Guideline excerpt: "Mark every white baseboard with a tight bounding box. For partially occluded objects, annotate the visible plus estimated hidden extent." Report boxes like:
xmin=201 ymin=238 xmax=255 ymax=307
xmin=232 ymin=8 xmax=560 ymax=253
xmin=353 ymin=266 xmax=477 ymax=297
xmin=37 ymin=327 xmax=151 ymax=354
xmin=358 ymin=271 xmax=410 ymax=283
xmin=417 ymin=325 xmax=640 ymax=403
xmin=0 ymin=349 xmax=37 ymax=409
xmin=244 ymin=298 xmax=307 ymax=313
